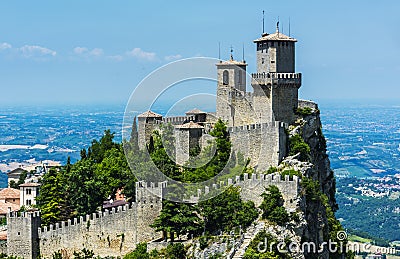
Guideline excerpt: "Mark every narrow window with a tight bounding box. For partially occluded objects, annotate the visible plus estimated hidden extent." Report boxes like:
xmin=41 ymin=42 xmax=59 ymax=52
xmin=223 ymin=70 xmax=229 ymax=85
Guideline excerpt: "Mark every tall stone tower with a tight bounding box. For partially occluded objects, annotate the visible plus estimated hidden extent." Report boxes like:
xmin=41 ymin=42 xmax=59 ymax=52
xmin=252 ymin=25 xmax=302 ymax=124
xmin=137 ymin=111 xmax=163 ymax=150
xmin=216 ymin=53 xmax=250 ymax=127
xmin=7 ymin=211 xmax=41 ymax=259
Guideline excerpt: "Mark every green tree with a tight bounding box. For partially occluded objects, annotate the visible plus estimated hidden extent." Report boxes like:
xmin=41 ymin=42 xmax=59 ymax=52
xmin=9 ymin=170 xmax=28 ymax=189
xmin=36 ymin=168 xmax=71 ymax=226
xmin=198 ymin=186 xmax=258 ymax=234
xmin=183 ymin=119 xmax=233 ymax=183
xmin=166 ymin=243 xmax=186 ymax=259
xmin=288 ymin=134 xmax=310 ymax=162
xmin=87 ymin=129 xmax=119 ymax=163
xmin=67 ymin=159 xmax=102 ymax=216
xmin=129 ymin=116 xmax=139 ymax=151
xmin=95 ymin=147 xmax=131 ymax=200
xmin=151 ymin=190 xmax=203 ymax=242
xmin=259 ymin=185 xmax=289 ymax=226
xmin=124 ymin=243 xmax=150 ymax=259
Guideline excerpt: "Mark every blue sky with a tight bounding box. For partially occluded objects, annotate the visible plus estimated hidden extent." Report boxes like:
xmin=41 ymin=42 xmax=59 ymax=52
xmin=0 ymin=0 xmax=399 ymax=106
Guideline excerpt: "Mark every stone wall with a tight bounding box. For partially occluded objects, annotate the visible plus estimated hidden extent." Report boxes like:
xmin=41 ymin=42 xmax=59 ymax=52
xmin=271 ymin=85 xmax=299 ymax=124
xmin=7 ymin=183 xmax=163 ymax=259
xmin=229 ymin=121 xmax=287 ymax=172
xmin=188 ymin=173 xmax=299 ymax=212
xmin=7 ymin=211 xmax=41 ymax=259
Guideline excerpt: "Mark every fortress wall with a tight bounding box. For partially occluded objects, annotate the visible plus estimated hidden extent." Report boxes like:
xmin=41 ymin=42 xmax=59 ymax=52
xmin=231 ymin=93 xmax=256 ymax=126
xmin=7 ymin=211 xmax=41 ymax=259
xmin=188 ymin=173 xmax=299 ymax=211
xmin=37 ymin=184 xmax=163 ymax=259
xmin=162 ymin=116 xmax=195 ymax=125
xmin=272 ymin=85 xmax=298 ymax=124
xmin=276 ymin=42 xmax=295 ymax=73
xmin=216 ymin=87 xmax=233 ymax=126
xmin=229 ymin=121 xmax=287 ymax=172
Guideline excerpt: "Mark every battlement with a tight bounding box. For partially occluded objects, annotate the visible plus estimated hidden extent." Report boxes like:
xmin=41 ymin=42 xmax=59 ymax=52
xmin=162 ymin=115 xmax=195 ymax=125
xmin=7 ymin=211 xmax=40 ymax=219
xmin=251 ymin=72 xmax=301 ymax=86
xmin=34 ymin=182 xmax=163 ymax=258
xmin=187 ymin=173 xmax=299 ymax=205
xmin=228 ymin=121 xmax=288 ymax=133
xmin=38 ymin=202 xmax=137 ymax=235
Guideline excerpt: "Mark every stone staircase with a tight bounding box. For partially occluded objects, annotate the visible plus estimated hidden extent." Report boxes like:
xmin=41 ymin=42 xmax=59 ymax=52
xmin=231 ymin=221 xmax=265 ymax=258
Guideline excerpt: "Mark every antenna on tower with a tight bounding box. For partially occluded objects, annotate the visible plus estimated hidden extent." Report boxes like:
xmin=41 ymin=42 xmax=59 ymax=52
xmin=277 ymin=16 xmax=280 ymax=34
xmin=262 ymin=10 xmax=265 ymax=34
xmin=289 ymin=17 xmax=291 ymax=37
xmin=218 ymin=42 xmax=221 ymax=60
xmin=230 ymin=45 xmax=234 ymax=60
xmin=242 ymin=43 xmax=245 ymax=62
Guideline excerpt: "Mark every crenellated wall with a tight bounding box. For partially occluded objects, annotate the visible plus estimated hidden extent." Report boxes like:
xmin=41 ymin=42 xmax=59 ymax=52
xmin=8 ymin=183 xmax=164 ymax=259
xmin=7 ymin=211 xmax=41 ymax=259
xmin=187 ymin=173 xmax=299 ymax=211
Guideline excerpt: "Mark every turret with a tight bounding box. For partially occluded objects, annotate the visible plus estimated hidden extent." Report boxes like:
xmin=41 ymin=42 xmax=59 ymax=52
xmin=254 ymin=24 xmax=297 ymax=73
xmin=7 ymin=211 xmax=41 ymax=259
xmin=137 ymin=110 xmax=163 ymax=150
xmin=251 ymin=25 xmax=302 ymax=124
xmin=216 ymin=53 xmax=248 ymax=126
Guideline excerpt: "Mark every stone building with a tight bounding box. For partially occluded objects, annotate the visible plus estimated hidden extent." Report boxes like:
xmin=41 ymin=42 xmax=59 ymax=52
xmin=19 ymin=183 xmax=40 ymax=208
xmin=138 ymin=26 xmax=302 ymax=170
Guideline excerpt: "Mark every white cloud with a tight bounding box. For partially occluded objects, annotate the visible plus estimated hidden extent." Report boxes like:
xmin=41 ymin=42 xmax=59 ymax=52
xmin=73 ymin=47 xmax=103 ymax=58
xmin=107 ymin=55 xmax=124 ymax=61
xmin=126 ymin=48 xmax=156 ymax=61
xmin=20 ymin=45 xmax=56 ymax=57
xmin=164 ymin=54 xmax=183 ymax=61
xmin=0 ymin=42 xmax=12 ymax=50
xmin=73 ymin=47 xmax=88 ymax=54
xmin=90 ymin=48 xmax=103 ymax=57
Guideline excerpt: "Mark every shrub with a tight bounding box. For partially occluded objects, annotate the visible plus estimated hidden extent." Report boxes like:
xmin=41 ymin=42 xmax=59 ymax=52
xmin=296 ymin=107 xmax=313 ymax=116
xmin=289 ymin=134 xmax=310 ymax=162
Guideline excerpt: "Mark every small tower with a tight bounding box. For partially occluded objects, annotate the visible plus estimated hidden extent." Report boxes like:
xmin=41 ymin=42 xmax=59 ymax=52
xmin=175 ymin=122 xmax=204 ymax=165
xmin=216 ymin=51 xmax=248 ymax=127
xmin=252 ymin=25 xmax=302 ymax=124
xmin=137 ymin=110 xmax=163 ymax=150
xmin=7 ymin=211 xmax=41 ymax=259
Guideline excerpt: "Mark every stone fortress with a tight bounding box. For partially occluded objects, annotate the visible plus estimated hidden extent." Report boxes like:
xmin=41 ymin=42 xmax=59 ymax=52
xmin=138 ymin=23 xmax=304 ymax=171
xmin=7 ymin=25 xmax=315 ymax=258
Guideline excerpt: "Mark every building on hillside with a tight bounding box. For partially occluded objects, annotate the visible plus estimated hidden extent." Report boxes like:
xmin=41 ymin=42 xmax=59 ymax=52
xmin=19 ymin=183 xmax=40 ymax=207
xmin=0 ymin=188 xmax=20 ymax=217
xmin=6 ymin=168 xmax=27 ymax=187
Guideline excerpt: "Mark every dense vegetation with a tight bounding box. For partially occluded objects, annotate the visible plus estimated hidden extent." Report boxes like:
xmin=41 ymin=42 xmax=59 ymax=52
xmin=123 ymin=242 xmax=185 ymax=259
xmin=36 ymin=130 xmax=133 ymax=226
xmin=288 ymin=134 xmax=310 ymax=162
xmin=259 ymin=185 xmax=289 ymax=226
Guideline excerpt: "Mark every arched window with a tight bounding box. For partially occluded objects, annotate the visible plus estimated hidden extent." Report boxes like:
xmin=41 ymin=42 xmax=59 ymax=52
xmin=223 ymin=70 xmax=229 ymax=85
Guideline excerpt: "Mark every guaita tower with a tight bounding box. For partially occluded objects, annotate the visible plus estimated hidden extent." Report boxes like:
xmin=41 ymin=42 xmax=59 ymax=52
xmin=216 ymin=24 xmax=302 ymax=126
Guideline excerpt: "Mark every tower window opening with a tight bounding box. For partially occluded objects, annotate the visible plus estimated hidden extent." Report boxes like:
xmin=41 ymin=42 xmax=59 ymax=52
xmin=261 ymin=58 xmax=264 ymax=64
xmin=223 ymin=70 xmax=229 ymax=85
